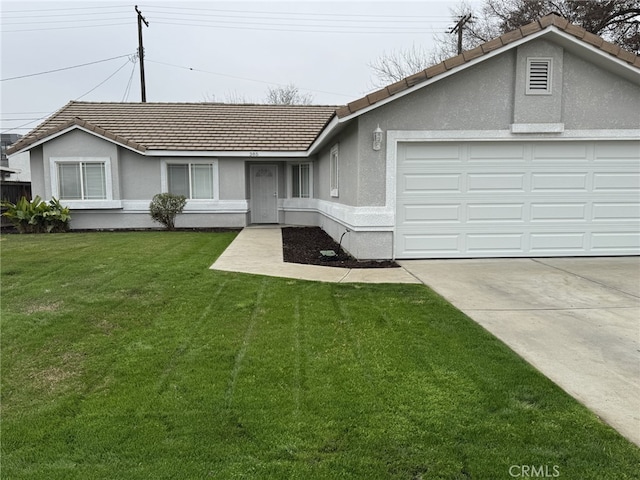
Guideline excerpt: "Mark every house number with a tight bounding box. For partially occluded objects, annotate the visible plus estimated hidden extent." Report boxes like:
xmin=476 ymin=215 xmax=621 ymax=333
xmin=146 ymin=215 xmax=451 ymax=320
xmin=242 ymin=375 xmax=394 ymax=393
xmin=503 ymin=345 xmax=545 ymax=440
xmin=249 ymin=152 xmax=259 ymax=157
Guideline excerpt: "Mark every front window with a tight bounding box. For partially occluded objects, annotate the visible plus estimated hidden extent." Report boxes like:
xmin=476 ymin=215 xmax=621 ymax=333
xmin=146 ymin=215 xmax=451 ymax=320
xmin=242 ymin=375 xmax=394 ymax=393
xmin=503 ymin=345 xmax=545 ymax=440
xmin=168 ymin=163 xmax=215 ymax=199
xmin=330 ymin=144 xmax=339 ymax=197
xmin=57 ymin=161 xmax=106 ymax=200
xmin=291 ymin=163 xmax=311 ymax=198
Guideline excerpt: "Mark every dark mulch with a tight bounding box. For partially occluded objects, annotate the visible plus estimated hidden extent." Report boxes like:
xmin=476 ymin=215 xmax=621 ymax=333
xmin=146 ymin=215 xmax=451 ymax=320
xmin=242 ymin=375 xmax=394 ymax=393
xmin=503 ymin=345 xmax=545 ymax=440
xmin=281 ymin=227 xmax=398 ymax=269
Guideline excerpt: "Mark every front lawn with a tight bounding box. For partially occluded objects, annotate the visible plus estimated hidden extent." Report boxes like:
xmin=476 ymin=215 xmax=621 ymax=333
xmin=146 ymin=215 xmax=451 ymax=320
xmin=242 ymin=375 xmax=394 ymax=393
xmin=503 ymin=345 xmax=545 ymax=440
xmin=1 ymin=232 xmax=638 ymax=479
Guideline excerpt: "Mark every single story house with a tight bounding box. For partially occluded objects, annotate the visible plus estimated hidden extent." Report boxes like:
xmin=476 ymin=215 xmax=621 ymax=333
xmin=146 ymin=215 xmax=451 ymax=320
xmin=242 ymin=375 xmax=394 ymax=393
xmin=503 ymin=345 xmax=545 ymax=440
xmin=8 ymin=14 xmax=640 ymax=259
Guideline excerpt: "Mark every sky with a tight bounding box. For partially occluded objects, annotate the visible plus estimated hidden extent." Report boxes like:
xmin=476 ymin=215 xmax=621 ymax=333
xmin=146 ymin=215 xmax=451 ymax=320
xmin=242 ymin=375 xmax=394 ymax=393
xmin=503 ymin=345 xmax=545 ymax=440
xmin=1 ymin=0 xmax=480 ymax=136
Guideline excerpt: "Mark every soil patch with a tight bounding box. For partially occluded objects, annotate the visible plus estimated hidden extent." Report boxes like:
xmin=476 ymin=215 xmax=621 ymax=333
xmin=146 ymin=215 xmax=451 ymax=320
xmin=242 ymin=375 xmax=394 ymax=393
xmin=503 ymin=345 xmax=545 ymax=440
xmin=282 ymin=227 xmax=398 ymax=269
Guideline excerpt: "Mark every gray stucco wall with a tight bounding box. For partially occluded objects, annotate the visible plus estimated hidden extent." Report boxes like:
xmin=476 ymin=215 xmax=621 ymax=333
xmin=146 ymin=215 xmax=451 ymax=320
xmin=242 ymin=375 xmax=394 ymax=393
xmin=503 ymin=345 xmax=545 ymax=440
xmin=120 ymin=149 xmax=159 ymax=200
xmin=562 ymin=51 xmax=640 ymax=129
xmin=219 ymin=158 xmax=246 ymax=200
xmin=316 ymin=121 xmax=359 ymax=206
xmin=29 ymin=146 xmax=44 ymax=198
xmin=513 ymin=39 xmax=564 ymax=124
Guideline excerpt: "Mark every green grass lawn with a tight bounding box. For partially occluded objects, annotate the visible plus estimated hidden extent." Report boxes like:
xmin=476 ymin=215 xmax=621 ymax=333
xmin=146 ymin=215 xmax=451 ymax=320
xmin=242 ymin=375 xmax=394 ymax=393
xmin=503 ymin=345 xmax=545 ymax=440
xmin=1 ymin=232 xmax=638 ymax=479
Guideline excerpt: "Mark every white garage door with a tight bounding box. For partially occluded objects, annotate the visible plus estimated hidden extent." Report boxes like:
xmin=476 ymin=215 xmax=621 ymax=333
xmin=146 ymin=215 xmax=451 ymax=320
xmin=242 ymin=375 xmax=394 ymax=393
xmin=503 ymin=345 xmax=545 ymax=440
xmin=395 ymin=141 xmax=640 ymax=259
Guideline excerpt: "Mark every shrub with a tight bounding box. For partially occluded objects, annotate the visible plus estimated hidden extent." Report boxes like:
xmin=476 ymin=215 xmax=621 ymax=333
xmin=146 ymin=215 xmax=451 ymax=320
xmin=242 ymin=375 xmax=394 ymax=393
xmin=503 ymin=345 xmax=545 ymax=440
xmin=1 ymin=196 xmax=71 ymax=233
xmin=149 ymin=193 xmax=187 ymax=230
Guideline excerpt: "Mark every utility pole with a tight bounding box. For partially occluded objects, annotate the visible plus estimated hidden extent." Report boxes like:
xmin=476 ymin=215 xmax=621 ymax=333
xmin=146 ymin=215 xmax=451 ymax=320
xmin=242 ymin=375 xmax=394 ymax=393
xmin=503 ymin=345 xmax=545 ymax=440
xmin=135 ymin=5 xmax=149 ymax=102
xmin=449 ymin=14 xmax=472 ymax=55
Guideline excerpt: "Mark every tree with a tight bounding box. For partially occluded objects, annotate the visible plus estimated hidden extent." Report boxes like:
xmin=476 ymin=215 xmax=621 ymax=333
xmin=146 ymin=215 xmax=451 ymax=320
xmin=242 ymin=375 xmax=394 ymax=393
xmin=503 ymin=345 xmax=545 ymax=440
xmin=203 ymin=83 xmax=314 ymax=105
xmin=264 ymin=83 xmax=313 ymax=105
xmin=368 ymin=43 xmax=435 ymax=87
xmin=369 ymin=0 xmax=639 ymax=86
xmin=480 ymin=0 xmax=639 ymax=52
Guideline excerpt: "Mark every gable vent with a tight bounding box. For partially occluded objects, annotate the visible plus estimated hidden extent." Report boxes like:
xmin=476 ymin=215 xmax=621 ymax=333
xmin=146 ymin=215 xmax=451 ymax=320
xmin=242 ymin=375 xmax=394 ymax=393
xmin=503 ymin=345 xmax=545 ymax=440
xmin=526 ymin=58 xmax=552 ymax=95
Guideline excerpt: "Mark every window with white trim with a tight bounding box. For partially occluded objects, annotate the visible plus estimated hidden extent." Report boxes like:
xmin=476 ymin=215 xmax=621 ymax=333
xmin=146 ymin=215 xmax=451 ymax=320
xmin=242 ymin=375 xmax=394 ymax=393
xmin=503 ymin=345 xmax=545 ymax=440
xmin=526 ymin=58 xmax=552 ymax=95
xmin=330 ymin=144 xmax=339 ymax=197
xmin=291 ymin=163 xmax=311 ymax=198
xmin=53 ymin=158 xmax=110 ymax=200
xmin=167 ymin=163 xmax=215 ymax=199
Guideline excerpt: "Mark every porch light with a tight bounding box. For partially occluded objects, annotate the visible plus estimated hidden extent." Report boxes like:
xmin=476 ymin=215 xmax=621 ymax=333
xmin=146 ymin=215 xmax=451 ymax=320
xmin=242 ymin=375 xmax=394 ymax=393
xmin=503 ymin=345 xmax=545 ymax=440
xmin=373 ymin=125 xmax=383 ymax=151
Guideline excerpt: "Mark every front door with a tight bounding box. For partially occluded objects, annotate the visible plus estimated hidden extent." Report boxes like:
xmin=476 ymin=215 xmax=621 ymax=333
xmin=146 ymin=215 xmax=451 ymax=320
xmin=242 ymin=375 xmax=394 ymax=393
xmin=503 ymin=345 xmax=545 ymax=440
xmin=250 ymin=164 xmax=278 ymax=224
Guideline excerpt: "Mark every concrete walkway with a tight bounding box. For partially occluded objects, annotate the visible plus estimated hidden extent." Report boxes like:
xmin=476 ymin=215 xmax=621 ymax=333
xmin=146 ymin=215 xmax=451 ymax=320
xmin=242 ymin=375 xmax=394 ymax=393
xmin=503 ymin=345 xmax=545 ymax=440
xmin=210 ymin=226 xmax=420 ymax=284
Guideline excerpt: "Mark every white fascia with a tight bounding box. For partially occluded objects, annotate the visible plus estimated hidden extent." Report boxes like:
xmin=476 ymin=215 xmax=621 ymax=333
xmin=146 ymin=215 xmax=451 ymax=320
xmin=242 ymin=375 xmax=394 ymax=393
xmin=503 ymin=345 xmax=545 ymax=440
xmin=13 ymin=125 xmax=145 ymax=156
xmin=146 ymin=150 xmax=309 ymax=158
xmin=307 ymin=115 xmax=340 ymax=155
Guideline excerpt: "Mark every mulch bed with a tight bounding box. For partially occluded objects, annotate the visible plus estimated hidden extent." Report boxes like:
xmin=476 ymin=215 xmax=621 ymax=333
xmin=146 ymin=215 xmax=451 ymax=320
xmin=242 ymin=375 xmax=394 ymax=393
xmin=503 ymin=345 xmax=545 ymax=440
xmin=281 ymin=226 xmax=398 ymax=269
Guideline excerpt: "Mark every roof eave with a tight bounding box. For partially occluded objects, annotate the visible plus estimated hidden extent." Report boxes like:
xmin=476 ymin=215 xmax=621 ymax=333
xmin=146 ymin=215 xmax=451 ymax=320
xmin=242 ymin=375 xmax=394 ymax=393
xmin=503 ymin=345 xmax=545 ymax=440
xmin=8 ymin=122 xmax=148 ymax=156
xmin=145 ymin=150 xmax=311 ymax=157
xmin=335 ymin=25 xmax=639 ymax=123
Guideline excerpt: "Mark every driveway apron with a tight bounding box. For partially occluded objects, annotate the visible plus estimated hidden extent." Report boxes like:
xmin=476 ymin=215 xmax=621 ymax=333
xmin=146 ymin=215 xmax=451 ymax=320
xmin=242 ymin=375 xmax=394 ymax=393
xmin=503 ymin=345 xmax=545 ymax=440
xmin=400 ymin=257 xmax=640 ymax=446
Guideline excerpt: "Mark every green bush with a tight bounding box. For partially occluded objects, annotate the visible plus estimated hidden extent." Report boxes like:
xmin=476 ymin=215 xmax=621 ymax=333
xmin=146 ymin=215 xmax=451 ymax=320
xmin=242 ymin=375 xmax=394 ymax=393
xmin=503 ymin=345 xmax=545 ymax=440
xmin=149 ymin=193 xmax=187 ymax=230
xmin=1 ymin=196 xmax=71 ymax=233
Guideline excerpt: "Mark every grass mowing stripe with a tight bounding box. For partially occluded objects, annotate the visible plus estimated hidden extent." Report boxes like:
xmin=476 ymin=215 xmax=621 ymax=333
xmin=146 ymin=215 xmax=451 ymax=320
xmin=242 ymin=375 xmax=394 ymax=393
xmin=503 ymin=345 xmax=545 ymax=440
xmin=224 ymin=276 xmax=267 ymax=409
xmin=155 ymin=279 xmax=229 ymax=395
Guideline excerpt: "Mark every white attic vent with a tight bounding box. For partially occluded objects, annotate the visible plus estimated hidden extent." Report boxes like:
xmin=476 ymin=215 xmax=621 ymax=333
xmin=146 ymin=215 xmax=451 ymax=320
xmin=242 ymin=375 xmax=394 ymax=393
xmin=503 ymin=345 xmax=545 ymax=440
xmin=526 ymin=58 xmax=552 ymax=95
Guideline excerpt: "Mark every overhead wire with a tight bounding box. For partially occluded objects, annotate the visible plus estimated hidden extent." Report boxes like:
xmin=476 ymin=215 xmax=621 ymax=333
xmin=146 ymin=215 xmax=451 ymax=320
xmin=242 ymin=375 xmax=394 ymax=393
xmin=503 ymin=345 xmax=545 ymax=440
xmin=75 ymin=59 xmax=131 ymax=101
xmin=140 ymin=4 xmax=452 ymax=19
xmin=1 ymin=54 xmax=134 ymax=81
xmin=145 ymin=59 xmax=356 ymax=98
xmin=122 ymin=56 xmax=138 ymax=102
xmin=2 ymin=22 xmax=132 ymax=33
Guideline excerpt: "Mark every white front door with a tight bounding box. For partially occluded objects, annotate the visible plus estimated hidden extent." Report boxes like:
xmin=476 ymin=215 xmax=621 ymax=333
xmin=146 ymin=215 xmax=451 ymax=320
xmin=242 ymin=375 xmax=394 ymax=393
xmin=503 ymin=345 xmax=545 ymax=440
xmin=250 ymin=164 xmax=278 ymax=224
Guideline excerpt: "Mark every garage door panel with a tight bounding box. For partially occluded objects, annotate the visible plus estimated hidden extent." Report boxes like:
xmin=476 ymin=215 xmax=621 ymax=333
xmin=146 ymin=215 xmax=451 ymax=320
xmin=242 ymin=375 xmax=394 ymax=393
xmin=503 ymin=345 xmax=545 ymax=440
xmin=593 ymin=173 xmax=640 ymax=191
xmin=466 ymin=233 xmax=524 ymax=253
xmin=467 ymin=204 xmax=524 ymax=223
xmin=403 ymin=144 xmax=460 ymax=162
xmin=531 ymin=203 xmax=586 ymax=221
xmin=395 ymin=140 xmax=640 ymax=258
xmin=594 ymin=142 xmax=640 ymax=162
xmin=400 ymin=204 xmax=461 ymax=224
xmin=530 ymin=232 xmax=586 ymax=252
xmin=592 ymin=203 xmax=640 ymax=221
xmin=467 ymin=173 xmax=525 ymax=192
xmin=591 ymin=232 xmax=640 ymax=250
xmin=401 ymin=233 xmax=460 ymax=255
xmin=468 ymin=143 xmax=527 ymax=163
xmin=532 ymin=143 xmax=589 ymax=162
xmin=531 ymin=173 xmax=588 ymax=191
xmin=401 ymin=173 xmax=461 ymax=193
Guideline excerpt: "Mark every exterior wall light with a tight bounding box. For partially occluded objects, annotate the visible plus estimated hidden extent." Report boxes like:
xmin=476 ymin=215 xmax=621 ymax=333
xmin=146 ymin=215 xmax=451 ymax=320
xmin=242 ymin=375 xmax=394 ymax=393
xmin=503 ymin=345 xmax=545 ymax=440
xmin=373 ymin=125 xmax=383 ymax=151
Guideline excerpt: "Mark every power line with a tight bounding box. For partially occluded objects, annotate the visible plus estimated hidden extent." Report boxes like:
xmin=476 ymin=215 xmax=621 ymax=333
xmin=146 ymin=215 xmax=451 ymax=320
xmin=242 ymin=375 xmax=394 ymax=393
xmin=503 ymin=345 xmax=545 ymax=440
xmin=2 ymin=17 xmax=131 ymax=25
xmin=146 ymin=59 xmax=355 ymax=98
xmin=1 ymin=54 xmax=134 ymax=82
xmin=122 ymin=57 xmax=138 ymax=102
xmin=1 ymin=114 xmax=52 ymax=134
xmin=3 ymin=4 xmax=131 ymax=13
xmin=2 ymin=23 xmax=131 ymax=33
xmin=153 ymin=21 xmax=444 ymax=35
xmin=142 ymin=9 xmax=451 ymax=24
xmin=75 ymin=59 xmax=131 ymax=101
xmin=141 ymin=4 xmax=452 ymax=19
xmin=148 ymin=15 xmax=446 ymax=29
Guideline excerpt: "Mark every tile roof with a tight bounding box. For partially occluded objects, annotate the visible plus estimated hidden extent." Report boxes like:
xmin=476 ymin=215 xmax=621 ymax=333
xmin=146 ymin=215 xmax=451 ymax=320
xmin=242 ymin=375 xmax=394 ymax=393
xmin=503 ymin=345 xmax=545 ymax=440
xmin=8 ymin=102 xmax=338 ymax=154
xmin=336 ymin=14 xmax=640 ymax=118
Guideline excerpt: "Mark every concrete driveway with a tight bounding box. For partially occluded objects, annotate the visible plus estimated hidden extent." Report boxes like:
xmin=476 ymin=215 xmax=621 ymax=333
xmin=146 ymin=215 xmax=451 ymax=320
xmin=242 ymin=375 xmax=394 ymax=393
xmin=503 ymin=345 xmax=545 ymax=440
xmin=400 ymin=257 xmax=640 ymax=446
